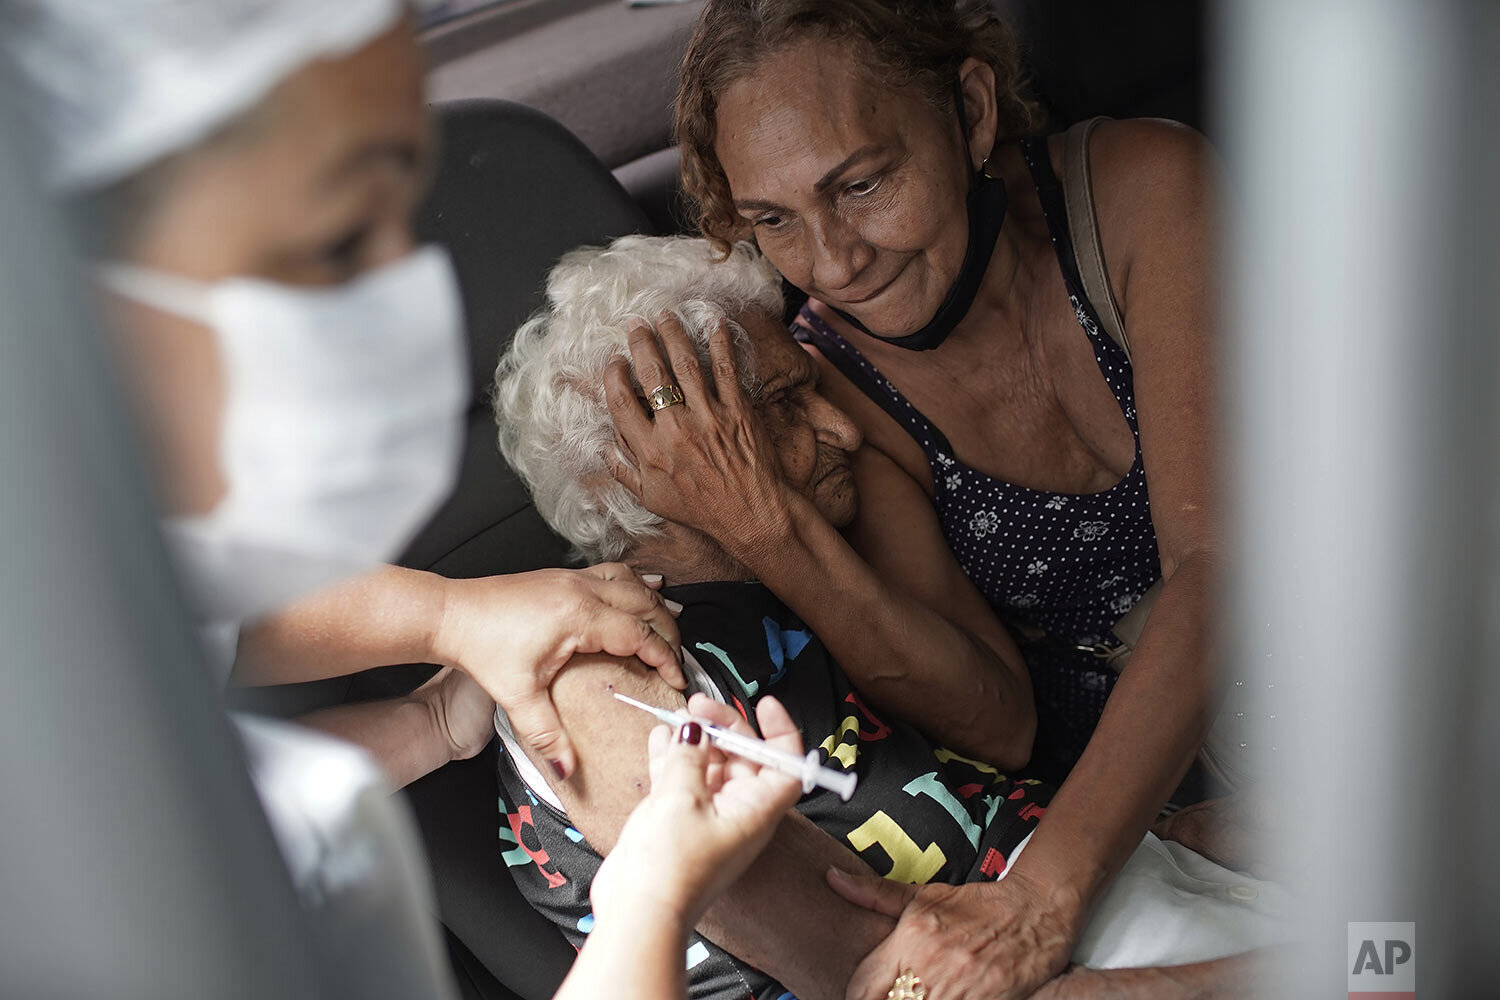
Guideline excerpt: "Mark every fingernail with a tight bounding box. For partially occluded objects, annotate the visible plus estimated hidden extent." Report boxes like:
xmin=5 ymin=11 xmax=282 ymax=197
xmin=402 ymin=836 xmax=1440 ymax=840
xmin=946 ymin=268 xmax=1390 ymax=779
xmin=641 ymin=573 xmax=664 ymax=587
xmin=549 ymin=759 xmax=568 ymax=781
xmin=664 ymin=598 xmax=684 ymax=615
xmin=678 ymin=721 xmax=702 ymax=746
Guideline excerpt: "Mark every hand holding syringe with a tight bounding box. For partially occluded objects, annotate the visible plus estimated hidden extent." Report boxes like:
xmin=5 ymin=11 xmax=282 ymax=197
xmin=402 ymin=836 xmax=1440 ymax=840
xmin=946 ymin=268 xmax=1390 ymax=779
xmin=614 ymin=691 xmax=858 ymax=801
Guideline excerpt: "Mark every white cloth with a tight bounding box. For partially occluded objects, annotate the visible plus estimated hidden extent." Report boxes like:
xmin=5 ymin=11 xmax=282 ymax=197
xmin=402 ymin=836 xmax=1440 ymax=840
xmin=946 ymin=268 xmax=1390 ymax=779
xmin=1000 ymin=830 xmax=1292 ymax=968
xmin=232 ymin=714 xmax=459 ymax=996
xmin=1 ymin=0 xmax=406 ymax=190
xmin=196 ymin=619 xmax=242 ymax=687
xmin=233 ymin=713 xmax=393 ymax=896
xmin=110 ymin=246 xmax=469 ymax=628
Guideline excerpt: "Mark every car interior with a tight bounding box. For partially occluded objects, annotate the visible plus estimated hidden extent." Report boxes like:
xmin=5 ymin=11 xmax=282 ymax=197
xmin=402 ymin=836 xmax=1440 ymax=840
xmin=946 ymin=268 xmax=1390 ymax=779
xmin=222 ymin=2 xmax=1212 ymax=997
xmin=10 ymin=0 xmax=1500 ymax=997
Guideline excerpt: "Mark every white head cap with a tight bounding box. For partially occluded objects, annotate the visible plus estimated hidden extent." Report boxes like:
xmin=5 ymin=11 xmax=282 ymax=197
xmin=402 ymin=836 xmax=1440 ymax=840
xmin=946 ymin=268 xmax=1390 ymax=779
xmin=1 ymin=0 xmax=411 ymax=192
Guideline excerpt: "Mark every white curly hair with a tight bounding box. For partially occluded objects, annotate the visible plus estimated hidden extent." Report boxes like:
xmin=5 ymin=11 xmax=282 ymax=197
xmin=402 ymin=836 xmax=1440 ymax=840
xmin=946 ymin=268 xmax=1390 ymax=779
xmin=493 ymin=235 xmax=784 ymax=562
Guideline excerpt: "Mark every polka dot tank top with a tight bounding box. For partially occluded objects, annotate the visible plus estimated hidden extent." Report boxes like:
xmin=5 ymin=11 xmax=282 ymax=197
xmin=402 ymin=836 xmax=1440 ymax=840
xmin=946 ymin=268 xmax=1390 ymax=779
xmin=796 ymin=137 xmax=1162 ymax=772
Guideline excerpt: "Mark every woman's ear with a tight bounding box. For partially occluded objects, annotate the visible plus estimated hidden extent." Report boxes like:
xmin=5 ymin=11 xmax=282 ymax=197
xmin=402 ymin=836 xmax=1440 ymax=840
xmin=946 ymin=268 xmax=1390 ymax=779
xmin=956 ymin=57 xmax=1000 ymax=172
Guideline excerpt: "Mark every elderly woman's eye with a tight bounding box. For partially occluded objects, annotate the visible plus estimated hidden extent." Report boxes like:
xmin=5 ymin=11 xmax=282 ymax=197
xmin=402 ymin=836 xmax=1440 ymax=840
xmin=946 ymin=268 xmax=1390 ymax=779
xmin=845 ymin=178 xmax=879 ymax=196
xmin=754 ymin=214 xmax=786 ymax=231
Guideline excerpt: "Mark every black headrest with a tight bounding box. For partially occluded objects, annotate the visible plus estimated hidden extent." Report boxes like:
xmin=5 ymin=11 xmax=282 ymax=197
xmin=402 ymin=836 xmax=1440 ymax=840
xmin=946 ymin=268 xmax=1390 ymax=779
xmin=1003 ymin=0 xmax=1206 ymax=131
xmin=401 ymin=99 xmax=655 ymax=579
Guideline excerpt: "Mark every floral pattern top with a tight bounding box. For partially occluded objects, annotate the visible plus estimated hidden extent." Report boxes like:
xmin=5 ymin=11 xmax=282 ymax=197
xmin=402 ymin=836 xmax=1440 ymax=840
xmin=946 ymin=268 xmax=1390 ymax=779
xmin=795 ymin=136 xmax=1162 ymax=774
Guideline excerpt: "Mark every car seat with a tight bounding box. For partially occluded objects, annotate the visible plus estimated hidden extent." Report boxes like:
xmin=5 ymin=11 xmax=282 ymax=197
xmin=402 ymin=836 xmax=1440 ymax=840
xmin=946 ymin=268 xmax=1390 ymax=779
xmin=393 ymin=99 xmax=657 ymax=1000
xmin=995 ymin=0 xmax=1208 ymax=133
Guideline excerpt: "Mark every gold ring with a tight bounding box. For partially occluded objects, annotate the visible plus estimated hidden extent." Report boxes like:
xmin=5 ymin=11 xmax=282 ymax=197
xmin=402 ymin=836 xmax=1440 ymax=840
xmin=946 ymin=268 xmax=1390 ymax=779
xmin=887 ymin=971 xmax=925 ymax=1000
xmin=646 ymin=382 xmax=686 ymax=411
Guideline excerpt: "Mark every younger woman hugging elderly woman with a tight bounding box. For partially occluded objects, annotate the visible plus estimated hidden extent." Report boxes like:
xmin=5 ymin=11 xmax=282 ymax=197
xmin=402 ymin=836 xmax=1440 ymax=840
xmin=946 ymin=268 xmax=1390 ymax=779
xmin=490 ymin=236 xmax=1286 ymax=1000
xmin=590 ymin=1 xmax=1233 ymax=997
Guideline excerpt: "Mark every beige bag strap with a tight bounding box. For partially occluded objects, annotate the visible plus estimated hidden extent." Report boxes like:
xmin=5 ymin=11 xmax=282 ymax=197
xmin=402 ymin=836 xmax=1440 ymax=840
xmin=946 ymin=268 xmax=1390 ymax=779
xmin=1061 ymin=116 xmax=1130 ymax=362
xmin=1052 ymin=138 xmax=1242 ymax=788
xmin=1059 ymin=117 xmax=1159 ymax=661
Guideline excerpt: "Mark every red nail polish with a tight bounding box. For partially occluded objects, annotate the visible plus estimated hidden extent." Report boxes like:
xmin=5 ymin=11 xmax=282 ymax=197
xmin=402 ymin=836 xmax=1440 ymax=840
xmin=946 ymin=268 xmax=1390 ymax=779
xmin=549 ymin=759 xmax=567 ymax=781
xmin=679 ymin=721 xmax=702 ymax=746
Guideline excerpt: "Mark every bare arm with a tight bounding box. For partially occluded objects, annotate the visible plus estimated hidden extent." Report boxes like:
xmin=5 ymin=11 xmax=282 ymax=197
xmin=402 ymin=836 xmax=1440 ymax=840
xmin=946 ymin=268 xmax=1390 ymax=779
xmin=837 ymin=439 xmax=1038 ymax=765
xmin=232 ymin=562 xmax=683 ymax=780
xmin=298 ymin=667 xmax=494 ymax=789
xmin=734 ymin=469 xmax=1034 ymax=769
xmin=530 ymin=653 xmax=894 ymax=1000
xmin=555 ymin=906 xmax=688 ymax=1000
xmin=1008 ymin=118 xmax=1225 ymax=938
xmin=232 ymin=564 xmax=445 ymax=685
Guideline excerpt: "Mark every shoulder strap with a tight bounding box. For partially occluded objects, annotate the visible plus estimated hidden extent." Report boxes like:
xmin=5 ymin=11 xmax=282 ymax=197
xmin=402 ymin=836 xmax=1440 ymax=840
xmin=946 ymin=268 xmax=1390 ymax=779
xmin=793 ymin=307 xmax=957 ymax=458
xmin=1061 ymin=117 xmax=1129 ymax=362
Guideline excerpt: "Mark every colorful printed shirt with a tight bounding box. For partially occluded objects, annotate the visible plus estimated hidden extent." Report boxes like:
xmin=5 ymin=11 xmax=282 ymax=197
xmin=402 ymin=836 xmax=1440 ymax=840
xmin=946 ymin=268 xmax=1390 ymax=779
xmin=494 ymin=580 xmax=1051 ymax=1000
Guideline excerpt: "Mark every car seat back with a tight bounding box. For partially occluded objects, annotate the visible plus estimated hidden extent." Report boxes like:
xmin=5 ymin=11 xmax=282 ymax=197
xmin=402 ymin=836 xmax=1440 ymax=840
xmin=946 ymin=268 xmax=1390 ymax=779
xmin=394 ymin=99 xmax=659 ymax=1000
xmin=401 ymin=99 xmax=654 ymax=581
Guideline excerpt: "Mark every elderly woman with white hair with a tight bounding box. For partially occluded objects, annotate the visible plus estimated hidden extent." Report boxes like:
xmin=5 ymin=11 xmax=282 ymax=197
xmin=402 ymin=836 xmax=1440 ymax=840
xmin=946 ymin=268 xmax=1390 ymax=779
xmin=502 ymin=231 xmax=1041 ymax=773
xmin=491 ymin=233 xmax=1290 ymax=1000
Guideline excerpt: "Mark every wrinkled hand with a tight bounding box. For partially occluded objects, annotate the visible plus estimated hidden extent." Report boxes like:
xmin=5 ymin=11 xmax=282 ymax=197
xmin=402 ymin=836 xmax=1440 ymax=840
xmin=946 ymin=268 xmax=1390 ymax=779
xmin=416 ymin=666 xmax=496 ymax=761
xmin=591 ymin=693 xmax=804 ymax=931
xmin=828 ymin=865 xmax=1078 ymax=1000
xmin=604 ymin=312 xmax=790 ymax=559
xmin=431 ymin=564 xmax=683 ymax=779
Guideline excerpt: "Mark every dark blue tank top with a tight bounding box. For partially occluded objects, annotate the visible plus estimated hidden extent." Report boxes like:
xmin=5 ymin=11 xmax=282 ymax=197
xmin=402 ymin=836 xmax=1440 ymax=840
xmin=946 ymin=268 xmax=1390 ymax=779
xmin=795 ymin=137 xmax=1162 ymax=777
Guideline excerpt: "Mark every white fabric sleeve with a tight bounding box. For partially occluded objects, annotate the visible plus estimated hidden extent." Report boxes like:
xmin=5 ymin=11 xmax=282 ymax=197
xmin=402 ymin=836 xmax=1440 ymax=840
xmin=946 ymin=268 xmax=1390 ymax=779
xmin=999 ymin=830 xmax=1293 ymax=969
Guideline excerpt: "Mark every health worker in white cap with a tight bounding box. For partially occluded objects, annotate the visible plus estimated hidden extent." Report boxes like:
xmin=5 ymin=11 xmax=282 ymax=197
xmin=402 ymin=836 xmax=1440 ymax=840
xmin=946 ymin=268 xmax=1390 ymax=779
xmin=0 ymin=0 xmax=684 ymax=788
xmin=0 ymin=9 xmax=820 ymax=999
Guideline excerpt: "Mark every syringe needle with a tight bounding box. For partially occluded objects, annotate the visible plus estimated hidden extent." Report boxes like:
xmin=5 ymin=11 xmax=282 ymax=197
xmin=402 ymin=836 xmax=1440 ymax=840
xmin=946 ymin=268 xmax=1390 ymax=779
xmin=612 ymin=691 xmax=686 ymax=727
xmin=612 ymin=690 xmax=858 ymax=801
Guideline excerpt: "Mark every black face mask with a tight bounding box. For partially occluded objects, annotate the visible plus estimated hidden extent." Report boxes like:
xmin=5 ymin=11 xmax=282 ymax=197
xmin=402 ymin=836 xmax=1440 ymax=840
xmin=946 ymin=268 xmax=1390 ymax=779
xmin=830 ymin=85 xmax=1008 ymax=352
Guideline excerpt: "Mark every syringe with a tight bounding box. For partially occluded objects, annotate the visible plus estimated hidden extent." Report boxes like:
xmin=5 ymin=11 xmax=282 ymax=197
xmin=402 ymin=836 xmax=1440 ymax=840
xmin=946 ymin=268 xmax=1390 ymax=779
xmin=612 ymin=691 xmax=858 ymax=801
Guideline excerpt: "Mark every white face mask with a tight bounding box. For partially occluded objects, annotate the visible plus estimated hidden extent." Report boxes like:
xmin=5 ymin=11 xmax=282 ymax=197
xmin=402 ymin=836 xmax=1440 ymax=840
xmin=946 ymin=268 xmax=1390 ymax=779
xmin=100 ymin=246 xmax=468 ymax=625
